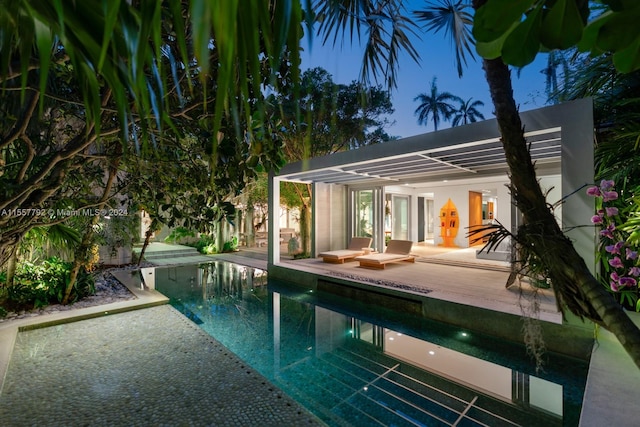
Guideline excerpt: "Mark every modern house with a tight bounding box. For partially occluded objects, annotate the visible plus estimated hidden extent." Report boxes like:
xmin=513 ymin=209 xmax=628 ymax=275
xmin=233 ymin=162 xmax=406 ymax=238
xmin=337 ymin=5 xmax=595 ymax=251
xmin=264 ymin=98 xmax=597 ymax=362
xmin=268 ymin=98 xmax=595 ymax=271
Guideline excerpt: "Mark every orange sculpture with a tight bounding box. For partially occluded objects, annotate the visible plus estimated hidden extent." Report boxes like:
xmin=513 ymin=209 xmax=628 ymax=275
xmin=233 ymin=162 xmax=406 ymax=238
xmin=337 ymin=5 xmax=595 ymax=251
xmin=439 ymin=198 xmax=459 ymax=247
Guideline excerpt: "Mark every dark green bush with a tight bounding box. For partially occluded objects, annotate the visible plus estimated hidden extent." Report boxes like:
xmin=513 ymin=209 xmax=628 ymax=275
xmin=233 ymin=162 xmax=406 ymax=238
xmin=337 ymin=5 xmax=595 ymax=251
xmin=193 ymin=235 xmax=216 ymax=254
xmin=0 ymin=257 xmax=94 ymax=310
xmin=222 ymin=236 xmax=238 ymax=253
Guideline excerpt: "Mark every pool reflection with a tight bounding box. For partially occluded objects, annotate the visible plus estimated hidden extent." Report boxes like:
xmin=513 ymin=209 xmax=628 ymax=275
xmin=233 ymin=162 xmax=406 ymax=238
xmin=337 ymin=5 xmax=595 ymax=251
xmin=154 ymin=261 xmax=584 ymax=427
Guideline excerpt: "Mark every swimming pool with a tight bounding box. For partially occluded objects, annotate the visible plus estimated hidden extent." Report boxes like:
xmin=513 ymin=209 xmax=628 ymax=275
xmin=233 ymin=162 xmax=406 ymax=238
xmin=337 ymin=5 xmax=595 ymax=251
xmin=150 ymin=261 xmax=587 ymax=426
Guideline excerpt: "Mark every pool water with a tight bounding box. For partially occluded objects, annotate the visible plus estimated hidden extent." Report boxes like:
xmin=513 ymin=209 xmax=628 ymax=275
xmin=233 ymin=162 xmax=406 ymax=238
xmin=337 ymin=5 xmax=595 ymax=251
xmin=150 ymin=261 xmax=587 ymax=427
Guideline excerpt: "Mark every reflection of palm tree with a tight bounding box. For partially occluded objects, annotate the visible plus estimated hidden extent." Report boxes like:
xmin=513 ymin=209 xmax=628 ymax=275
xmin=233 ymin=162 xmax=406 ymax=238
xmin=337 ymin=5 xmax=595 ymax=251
xmin=451 ymin=98 xmax=485 ymax=126
xmin=541 ymin=50 xmax=569 ymax=104
xmin=413 ymin=76 xmax=460 ymax=131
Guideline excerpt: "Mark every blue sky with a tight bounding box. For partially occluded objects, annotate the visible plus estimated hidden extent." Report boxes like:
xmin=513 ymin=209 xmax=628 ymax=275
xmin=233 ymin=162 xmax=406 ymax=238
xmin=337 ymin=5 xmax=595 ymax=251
xmin=299 ymin=9 xmax=550 ymax=139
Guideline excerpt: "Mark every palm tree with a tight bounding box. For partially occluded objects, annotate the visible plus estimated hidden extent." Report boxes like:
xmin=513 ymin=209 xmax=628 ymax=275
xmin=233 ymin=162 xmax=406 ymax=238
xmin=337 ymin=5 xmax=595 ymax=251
xmin=541 ymin=50 xmax=570 ymax=104
xmin=413 ymin=0 xmax=475 ymax=78
xmin=413 ymin=77 xmax=461 ymax=131
xmin=451 ymin=97 xmax=485 ymax=126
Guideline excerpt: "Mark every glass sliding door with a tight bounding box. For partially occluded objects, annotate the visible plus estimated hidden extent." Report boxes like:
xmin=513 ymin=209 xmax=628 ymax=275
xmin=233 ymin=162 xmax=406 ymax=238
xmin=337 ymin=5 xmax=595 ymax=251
xmin=392 ymin=194 xmax=409 ymax=240
xmin=350 ymin=188 xmax=383 ymax=251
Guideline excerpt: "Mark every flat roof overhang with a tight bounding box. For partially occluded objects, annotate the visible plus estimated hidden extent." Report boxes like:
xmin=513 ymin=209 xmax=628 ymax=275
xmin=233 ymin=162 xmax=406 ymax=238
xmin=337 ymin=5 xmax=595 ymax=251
xmin=274 ymin=99 xmax=593 ymax=187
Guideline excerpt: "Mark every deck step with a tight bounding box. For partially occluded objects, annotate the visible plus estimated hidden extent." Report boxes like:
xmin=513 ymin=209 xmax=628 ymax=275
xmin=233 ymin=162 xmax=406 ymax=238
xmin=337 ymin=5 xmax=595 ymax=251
xmin=417 ymin=257 xmax=511 ymax=272
xmin=134 ymin=243 xmax=201 ymax=261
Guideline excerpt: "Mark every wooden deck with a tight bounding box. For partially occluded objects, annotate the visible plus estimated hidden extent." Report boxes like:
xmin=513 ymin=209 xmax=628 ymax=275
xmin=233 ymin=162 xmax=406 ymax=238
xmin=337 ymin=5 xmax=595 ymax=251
xmin=220 ymin=244 xmax=562 ymax=325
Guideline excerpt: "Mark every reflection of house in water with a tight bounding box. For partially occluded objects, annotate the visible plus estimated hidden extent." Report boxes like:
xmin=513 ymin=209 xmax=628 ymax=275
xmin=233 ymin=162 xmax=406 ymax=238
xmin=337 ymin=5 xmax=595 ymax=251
xmin=152 ymin=262 xmax=583 ymax=426
xmin=301 ymin=303 xmax=569 ymax=426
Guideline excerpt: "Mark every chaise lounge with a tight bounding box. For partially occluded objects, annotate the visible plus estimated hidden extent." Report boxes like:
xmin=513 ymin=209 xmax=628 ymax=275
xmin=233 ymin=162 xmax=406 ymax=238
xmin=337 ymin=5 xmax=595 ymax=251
xmin=355 ymin=239 xmax=415 ymax=269
xmin=318 ymin=237 xmax=373 ymax=264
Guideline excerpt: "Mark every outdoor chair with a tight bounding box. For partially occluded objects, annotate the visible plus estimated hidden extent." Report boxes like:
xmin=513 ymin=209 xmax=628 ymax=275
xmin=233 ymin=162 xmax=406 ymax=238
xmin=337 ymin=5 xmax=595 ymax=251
xmin=318 ymin=237 xmax=373 ymax=264
xmin=355 ymin=239 xmax=415 ymax=269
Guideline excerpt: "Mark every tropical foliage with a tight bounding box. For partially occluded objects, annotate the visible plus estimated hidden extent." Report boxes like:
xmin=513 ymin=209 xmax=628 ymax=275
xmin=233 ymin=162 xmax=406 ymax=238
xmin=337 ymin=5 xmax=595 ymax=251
xmin=413 ymin=76 xmax=461 ymax=130
xmin=451 ymin=97 xmax=485 ymax=126
xmin=413 ymin=0 xmax=475 ymax=77
xmin=587 ymin=181 xmax=640 ymax=311
xmin=0 ymin=257 xmax=93 ymax=312
xmin=473 ymin=0 xmax=640 ymax=73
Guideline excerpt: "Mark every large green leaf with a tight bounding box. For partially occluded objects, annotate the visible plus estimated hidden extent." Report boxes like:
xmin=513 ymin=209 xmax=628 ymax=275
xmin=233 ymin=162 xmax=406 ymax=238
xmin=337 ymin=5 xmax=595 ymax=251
xmin=612 ymin=35 xmax=640 ymax=73
xmin=501 ymin=4 xmax=543 ymax=67
xmin=475 ymin=21 xmax=518 ymax=60
xmin=601 ymin=0 xmax=640 ymax=12
xmin=472 ymin=0 xmax=535 ymax=43
xmin=540 ymin=0 xmax=584 ymax=50
xmin=577 ymin=10 xmax=611 ymax=54
xmin=595 ymin=7 xmax=640 ymax=52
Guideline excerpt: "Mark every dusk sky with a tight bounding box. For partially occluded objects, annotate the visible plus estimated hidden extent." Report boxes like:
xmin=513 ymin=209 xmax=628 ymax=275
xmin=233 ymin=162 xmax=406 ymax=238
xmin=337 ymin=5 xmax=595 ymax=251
xmin=300 ymin=7 xmax=550 ymax=139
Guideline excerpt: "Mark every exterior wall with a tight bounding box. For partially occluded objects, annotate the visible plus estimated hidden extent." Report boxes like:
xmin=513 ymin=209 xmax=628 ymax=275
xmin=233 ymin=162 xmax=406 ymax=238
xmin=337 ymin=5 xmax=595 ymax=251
xmin=560 ymin=98 xmax=596 ymax=273
xmin=539 ymin=174 xmax=562 ymax=225
xmin=314 ymin=183 xmax=347 ymax=254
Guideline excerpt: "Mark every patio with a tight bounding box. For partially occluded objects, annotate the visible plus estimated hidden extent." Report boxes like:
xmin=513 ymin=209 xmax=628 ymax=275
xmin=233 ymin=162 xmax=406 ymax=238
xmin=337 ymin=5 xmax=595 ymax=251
xmin=216 ymin=243 xmax=597 ymax=361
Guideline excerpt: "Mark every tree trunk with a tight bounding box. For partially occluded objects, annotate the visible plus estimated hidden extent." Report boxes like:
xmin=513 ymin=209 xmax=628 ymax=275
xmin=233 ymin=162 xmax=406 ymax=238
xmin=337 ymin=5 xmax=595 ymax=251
xmin=245 ymin=208 xmax=255 ymax=247
xmin=300 ymin=202 xmax=311 ymax=255
xmin=4 ymin=245 xmax=18 ymax=288
xmin=482 ymin=57 xmax=640 ymax=368
xmin=137 ymin=225 xmax=155 ymax=266
xmin=216 ymin=222 xmax=224 ymax=253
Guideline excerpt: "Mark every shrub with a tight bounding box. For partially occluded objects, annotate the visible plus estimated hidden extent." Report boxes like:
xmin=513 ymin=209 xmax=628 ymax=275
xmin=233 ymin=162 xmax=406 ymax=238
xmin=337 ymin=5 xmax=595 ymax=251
xmin=222 ymin=236 xmax=238 ymax=253
xmin=1 ymin=257 xmax=95 ymax=310
xmin=194 ymin=235 xmax=216 ymax=254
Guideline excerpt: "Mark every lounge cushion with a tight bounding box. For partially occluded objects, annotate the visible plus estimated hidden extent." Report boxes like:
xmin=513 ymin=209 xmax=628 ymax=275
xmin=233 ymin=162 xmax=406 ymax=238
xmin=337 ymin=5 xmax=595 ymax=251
xmin=355 ymin=239 xmax=415 ymax=269
xmin=318 ymin=237 xmax=373 ymax=263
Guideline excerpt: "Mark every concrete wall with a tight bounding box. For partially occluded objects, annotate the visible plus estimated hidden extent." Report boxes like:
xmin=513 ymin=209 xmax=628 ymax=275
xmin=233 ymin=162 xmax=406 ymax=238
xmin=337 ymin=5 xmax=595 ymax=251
xmin=268 ymin=264 xmax=594 ymax=360
xmin=539 ymin=174 xmax=562 ymax=226
xmin=314 ymin=183 xmax=347 ymax=254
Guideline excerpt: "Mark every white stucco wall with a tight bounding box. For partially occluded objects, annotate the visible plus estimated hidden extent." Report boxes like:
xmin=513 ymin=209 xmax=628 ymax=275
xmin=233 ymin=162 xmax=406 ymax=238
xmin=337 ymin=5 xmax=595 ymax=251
xmin=314 ymin=183 xmax=347 ymax=253
xmin=539 ymin=174 xmax=562 ymax=226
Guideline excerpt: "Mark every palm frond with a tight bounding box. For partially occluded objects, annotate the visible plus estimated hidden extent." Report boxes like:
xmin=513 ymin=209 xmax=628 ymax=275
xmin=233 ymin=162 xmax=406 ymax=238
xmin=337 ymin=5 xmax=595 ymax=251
xmin=413 ymin=0 xmax=475 ymax=77
xmin=315 ymin=0 xmax=420 ymax=90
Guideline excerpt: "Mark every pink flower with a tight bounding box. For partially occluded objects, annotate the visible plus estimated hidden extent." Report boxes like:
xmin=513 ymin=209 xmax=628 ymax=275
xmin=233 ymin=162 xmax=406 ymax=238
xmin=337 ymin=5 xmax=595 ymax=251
xmin=626 ymin=248 xmax=638 ymax=260
xmin=600 ymin=180 xmax=615 ymax=191
xmin=609 ymin=257 xmax=624 ymax=268
xmin=591 ymin=215 xmax=603 ymax=224
xmin=602 ymin=191 xmax=618 ymax=202
xmin=610 ymin=272 xmax=621 ymax=291
xmin=605 ymin=207 xmax=619 ymax=216
xmin=629 ymin=267 xmax=640 ymax=277
xmin=600 ymin=224 xmax=616 ymax=239
xmin=619 ymin=276 xmax=637 ymax=288
xmin=605 ymin=244 xmax=619 ymax=254
xmin=586 ymin=186 xmax=601 ymax=197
